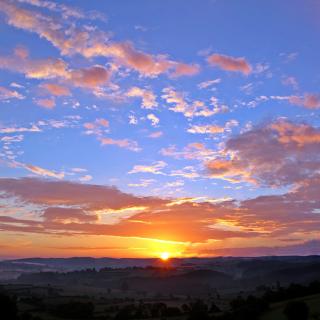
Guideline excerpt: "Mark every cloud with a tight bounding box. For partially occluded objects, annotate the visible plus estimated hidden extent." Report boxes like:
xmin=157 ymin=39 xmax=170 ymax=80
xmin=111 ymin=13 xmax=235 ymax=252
xmin=40 ymin=83 xmax=71 ymax=96
xmin=198 ymin=78 xmax=221 ymax=90
xmin=43 ymin=207 xmax=98 ymax=224
xmin=147 ymin=113 xmax=160 ymax=127
xmin=126 ymin=87 xmax=158 ymax=109
xmin=0 ymin=178 xmax=160 ymax=210
xmin=289 ymin=93 xmax=320 ymax=109
xmin=169 ymin=166 xmax=200 ymax=179
xmin=282 ymin=76 xmax=298 ymax=90
xmin=17 ymin=0 xmax=104 ymax=21
xmin=0 ymin=178 xmax=253 ymax=242
xmin=128 ymin=115 xmax=138 ymax=125
xmin=161 ymin=143 xmax=216 ymax=161
xmin=200 ymin=240 xmax=320 ymax=257
xmin=13 ymin=162 xmax=64 ymax=179
xmin=148 ymin=131 xmax=163 ymax=138
xmin=162 ymin=87 xmax=217 ymax=118
xmin=0 ymin=86 xmax=24 ymax=100
xmin=70 ymin=65 xmax=111 ymax=89
xmin=79 ymin=175 xmax=93 ymax=182
xmin=206 ymin=120 xmax=320 ymax=186
xmin=0 ymin=125 xmax=41 ymax=134
xmin=128 ymin=179 xmax=155 ymax=188
xmin=187 ymin=124 xmax=225 ymax=134
xmin=82 ymin=41 xmax=198 ymax=78
xmin=128 ymin=161 xmax=167 ymax=175
xmin=0 ymin=49 xmax=111 ymax=91
xmin=100 ymin=137 xmax=140 ymax=152
xmin=0 ymin=177 xmax=319 ymax=247
xmin=0 ymin=49 xmax=69 ymax=80
xmin=170 ymin=62 xmax=200 ymax=77
xmin=36 ymin=98 xmax=56 ymax=109
xmin=0 ymin=1 xmax=197 ymax=78
xmin=83 ymin=118 xmax=109 ymax=136
xmin=207 ymin=53 xmax=252 ymax=75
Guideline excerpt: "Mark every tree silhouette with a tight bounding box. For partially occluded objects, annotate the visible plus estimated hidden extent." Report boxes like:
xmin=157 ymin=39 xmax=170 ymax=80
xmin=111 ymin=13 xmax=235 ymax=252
xmin=0 ymin=293 xmax=18 ymax=320
xmin=284 ymin=301 xmax=309 ymax=320
xmin=187 ymin=300 xmax=210 ymax=320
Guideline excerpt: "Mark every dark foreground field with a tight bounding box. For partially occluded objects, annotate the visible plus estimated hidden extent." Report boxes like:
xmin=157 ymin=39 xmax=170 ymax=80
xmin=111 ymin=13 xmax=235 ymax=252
xmin=1 ymin=256 xmax=320 ymax=320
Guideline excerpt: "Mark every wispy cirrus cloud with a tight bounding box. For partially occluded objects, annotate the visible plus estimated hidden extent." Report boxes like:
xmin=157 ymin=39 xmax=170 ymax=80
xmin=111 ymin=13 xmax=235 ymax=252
xmin=12 ymin=161 xmax=65 ymax=179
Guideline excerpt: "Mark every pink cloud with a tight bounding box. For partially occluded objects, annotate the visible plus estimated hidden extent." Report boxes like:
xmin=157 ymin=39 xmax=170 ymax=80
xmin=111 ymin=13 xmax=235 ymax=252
xmin=70 ymin=65 xmax=111 ymax=89
xmin=289 ymin=93 xmax=320 ymax=109
xmin=0 ymin=49 xmax=111 ymax=92
xmin=170 ymin=63 xmax=200 ymax=77
xmin=206 ymin=120 xmax=320 ymax=186
xmin=0 ymin=86 xmax=24 ymax=100
xmin=40 ymin=83 xmax=71 ymax=96
xmin=0 ymin=1 xmax=198 ymax=78
xmin=207 ymin=53 xmax=252 ymax=75
xmin=126 ymin=87 xmax=158 ymax=109
xmin=100 ymin=137 xmax=140 ymax=152
xmin=0 ymin=49 xmax=69 ymax=80
xmin=0 ymin=177 xmax=319 ymax=246
xmin=36 ymin=98 xmax=55 ymax=109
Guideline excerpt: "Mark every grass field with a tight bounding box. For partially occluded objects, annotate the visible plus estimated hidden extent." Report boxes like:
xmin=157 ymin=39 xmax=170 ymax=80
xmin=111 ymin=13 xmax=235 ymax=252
xmin=260 ymin=294 xmax=320 ymax=320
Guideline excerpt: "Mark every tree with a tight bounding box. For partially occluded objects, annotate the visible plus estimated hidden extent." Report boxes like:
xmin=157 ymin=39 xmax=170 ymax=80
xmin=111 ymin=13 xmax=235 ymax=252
xmin=188 ymin=300 xmax=210 ymax=320
xmin=284 ymin=301 xmax=309 ymax=320
xmin=0 ymin=293 xmax=18 ymax=320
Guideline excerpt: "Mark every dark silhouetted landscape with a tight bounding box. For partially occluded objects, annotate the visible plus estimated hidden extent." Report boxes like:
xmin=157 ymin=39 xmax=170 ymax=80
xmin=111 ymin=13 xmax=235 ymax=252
xmin=1 ymin=256 xmax=320 ymax=319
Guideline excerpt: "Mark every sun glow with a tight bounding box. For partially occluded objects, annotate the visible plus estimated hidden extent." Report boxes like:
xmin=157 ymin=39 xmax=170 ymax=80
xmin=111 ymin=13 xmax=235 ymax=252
xmin=160 ymin=252 xmax=170 ymax=261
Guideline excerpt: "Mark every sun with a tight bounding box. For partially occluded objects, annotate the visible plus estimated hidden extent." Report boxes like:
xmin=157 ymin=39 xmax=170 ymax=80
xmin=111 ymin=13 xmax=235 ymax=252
xmin=160 ymin=252 xmax=170 ymax=261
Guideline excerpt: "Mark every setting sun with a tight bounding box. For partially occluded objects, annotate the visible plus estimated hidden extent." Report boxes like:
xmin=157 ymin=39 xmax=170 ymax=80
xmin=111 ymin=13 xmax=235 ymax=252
xmin=160 ymin=252 xmax=170 ymax=261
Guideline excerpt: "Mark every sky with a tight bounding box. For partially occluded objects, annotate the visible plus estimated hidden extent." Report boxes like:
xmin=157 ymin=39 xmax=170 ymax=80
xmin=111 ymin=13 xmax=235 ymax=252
xmin=0 ymin=0 xmax=319 ymax=259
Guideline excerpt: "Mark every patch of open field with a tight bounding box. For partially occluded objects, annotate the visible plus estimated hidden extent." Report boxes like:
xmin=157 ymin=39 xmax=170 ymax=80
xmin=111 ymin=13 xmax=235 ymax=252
xmin=260 ymin=293 xmax=320 ymax=320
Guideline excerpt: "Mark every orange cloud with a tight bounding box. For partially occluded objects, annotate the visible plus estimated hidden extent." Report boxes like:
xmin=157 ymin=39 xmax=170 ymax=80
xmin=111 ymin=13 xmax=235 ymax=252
xmin=207 ymin=53 xmax=252 ymax=75
xmin=289 ymin=93 xmax=320 ymax=109
xmin=271 ymin=121 xmax=320 ymax=145
xmin=12 ymin=162 xmax=64 ymax=179
xmin=0 ymin=177 xmax=319 ymax=250
xmin=40 ymin=83 xmax=71 ymax=96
